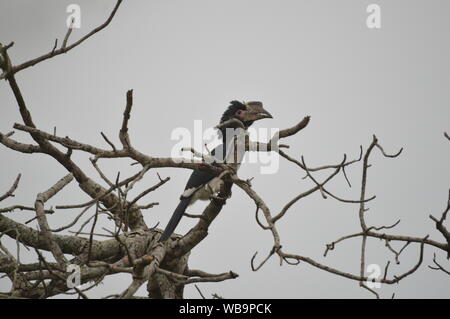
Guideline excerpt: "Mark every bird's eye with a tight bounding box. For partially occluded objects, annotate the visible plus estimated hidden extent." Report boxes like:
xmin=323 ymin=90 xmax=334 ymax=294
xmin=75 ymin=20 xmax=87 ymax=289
xmin=236 ymin=110 xmax=243 ymax=115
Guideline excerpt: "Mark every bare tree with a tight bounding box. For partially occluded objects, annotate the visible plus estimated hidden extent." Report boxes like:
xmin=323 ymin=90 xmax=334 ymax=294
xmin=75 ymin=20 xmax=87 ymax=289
xmin=0 ymin=1 xmax=448 ymax=299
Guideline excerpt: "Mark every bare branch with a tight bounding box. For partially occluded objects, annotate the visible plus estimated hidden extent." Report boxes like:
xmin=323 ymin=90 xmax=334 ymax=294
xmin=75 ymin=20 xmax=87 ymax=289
xmin=119 ymin=90 xmax=133 ymax=149
xmin=4 ymin=0 xmax=123 ymax=76
xmin=156 ymin=267 xmax=238 ymax=284
xmin=429 ymin=253 xmax=450 ymax=275
xmin=100 ymin=132 xmax=117 ymax=152
xmin=35 ymin=174 xmax=74 ymax=266
xmin=276 ymin=116 xmax=310 ymax=140
xmin=0 ymin=174 xmax=21 ymax=202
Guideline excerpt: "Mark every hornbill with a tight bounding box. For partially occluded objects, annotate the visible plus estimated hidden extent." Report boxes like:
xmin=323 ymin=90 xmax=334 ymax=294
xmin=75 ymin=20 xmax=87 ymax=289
xmin=159 ymin=101 xmax=273 ymax=242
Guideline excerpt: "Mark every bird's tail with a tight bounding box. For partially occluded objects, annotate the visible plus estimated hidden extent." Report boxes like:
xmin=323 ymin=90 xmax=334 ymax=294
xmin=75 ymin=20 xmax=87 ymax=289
xmin=159 ymin=198 xmax=191 ymax=242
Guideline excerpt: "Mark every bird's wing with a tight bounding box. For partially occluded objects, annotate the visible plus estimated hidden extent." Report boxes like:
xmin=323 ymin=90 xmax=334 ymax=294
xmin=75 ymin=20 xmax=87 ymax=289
xmin=180 ymin=144 xmax=224 ymax=199
xmin=181 ymin=169 xmax=215 ymax=199
xmin=160 ymin=145 xmax=223 ymax=242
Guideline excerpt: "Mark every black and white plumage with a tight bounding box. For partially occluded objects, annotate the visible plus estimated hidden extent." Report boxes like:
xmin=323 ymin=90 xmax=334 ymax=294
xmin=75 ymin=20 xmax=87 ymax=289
xmin=159 ymin=101 xmax=273 ymax=242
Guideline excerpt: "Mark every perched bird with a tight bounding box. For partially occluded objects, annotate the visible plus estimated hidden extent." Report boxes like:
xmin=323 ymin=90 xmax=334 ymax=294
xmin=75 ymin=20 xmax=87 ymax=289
xmin=159 ymin=101 xmax=273 ymax=242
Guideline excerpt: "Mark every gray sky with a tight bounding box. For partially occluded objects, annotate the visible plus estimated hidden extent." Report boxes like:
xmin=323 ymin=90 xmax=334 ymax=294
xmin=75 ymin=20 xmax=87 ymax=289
xmin=1 ymin=0 xmax=449 ymax=298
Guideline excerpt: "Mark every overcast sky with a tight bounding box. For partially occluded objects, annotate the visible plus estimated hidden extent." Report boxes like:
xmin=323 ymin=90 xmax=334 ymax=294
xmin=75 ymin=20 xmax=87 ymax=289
xmin=1 ymin=0 xmax=449 ymax=298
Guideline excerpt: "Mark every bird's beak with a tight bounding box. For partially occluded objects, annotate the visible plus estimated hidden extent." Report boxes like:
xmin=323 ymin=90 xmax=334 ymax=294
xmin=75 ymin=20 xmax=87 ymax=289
xmin=257 ymin=109 xmax=273 ymax=119
xmin=245 ymin=102 xmax=273 ymax=121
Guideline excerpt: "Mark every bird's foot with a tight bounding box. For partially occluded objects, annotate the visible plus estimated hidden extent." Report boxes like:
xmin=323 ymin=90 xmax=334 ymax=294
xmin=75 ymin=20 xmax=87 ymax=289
xmin=210 ymin=194 xmax=228 ymax=203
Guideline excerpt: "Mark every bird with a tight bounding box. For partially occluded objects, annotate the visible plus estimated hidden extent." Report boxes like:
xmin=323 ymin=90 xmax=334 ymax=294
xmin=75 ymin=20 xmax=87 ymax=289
xmin=159 ymin=100 xmax=273 ymax=242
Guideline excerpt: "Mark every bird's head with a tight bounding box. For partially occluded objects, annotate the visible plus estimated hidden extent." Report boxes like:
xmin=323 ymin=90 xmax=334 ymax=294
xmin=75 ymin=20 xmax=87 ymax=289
xmin=220 ymin=100 xmax=273 ymax=128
